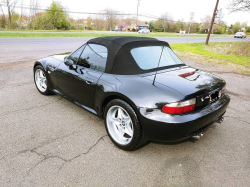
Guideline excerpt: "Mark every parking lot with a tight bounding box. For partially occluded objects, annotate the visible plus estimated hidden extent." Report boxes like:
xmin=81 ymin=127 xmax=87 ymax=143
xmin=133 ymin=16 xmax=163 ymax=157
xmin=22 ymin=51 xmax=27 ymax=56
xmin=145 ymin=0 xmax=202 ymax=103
xmin=0 ymin=38 xmax=250 ymax=186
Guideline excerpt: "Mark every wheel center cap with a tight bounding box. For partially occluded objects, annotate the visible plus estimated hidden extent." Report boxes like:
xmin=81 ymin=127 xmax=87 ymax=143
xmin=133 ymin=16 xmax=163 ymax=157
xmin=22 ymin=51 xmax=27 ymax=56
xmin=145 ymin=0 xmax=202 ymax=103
xmin=122 ymin=121 xmax=125 ymax=126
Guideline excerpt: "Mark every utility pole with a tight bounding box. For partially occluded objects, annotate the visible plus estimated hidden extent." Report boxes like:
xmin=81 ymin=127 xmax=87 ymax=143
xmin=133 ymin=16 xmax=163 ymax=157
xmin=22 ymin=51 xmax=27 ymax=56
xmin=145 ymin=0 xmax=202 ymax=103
xmin=136 ymin=0 xmax=140 ymax=31
xmin=187 ymin=12 xmax=195 ymax=43
xmin=205 ymin=0 xmax=219 ymax=45
xmin=21 ymin=0 xmax=23 ymax=18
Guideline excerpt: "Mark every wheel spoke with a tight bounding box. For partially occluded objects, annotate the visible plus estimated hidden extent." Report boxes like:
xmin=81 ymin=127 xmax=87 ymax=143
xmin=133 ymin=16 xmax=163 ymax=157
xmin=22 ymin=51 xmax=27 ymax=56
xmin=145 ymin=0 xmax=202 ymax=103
xmin=39 ymin=70 xmax=45 ymax=78
xmin=124 ymin=126 xmax=132 ymax=137
xmin=36 ymin=71 xmax=40 ymax=80
xmin=124 ymin=118 xmax=131 ymax=125
xmin=118 ymin=126 xmax=125 ymax=137
xmin=117 ymin=108 xmax=123 ymax=120
xmin=41 ymin=82 xmax=47 ymax=89
xmin=111 ymin=118 xmax=120 ymax=126
xmin=111 ymin=109 xmax=121 ymax=124
xmin=120 ymin=109 xmax=129 ymax=119
xmin=113 ymin=123 xmax=124 ymax=138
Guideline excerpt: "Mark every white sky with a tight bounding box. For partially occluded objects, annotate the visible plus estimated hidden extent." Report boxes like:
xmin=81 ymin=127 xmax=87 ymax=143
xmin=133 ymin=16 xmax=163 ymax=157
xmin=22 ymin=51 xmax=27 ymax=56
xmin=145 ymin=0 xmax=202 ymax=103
xmin=9 ymin=0 xmax=250 ymax=25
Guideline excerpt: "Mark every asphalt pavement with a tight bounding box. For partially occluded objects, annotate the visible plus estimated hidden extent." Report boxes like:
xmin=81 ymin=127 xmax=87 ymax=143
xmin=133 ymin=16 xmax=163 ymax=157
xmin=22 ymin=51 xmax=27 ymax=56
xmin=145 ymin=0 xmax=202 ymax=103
xmin=0 ymin=36 xmax=247 ymax=64
xmin=0 ymin=37 xmax=250 ymax=186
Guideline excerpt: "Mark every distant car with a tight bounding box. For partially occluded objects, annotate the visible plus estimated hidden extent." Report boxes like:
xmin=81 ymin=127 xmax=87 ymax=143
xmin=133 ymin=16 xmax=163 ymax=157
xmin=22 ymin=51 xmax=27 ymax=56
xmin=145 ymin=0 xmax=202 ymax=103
xmin=234 ymin=32 xmax=246 ymax=38
xmin=34 ymin=36 xmax=230 ymax=151
xmin=138 ymin=28 xmax=150 ymax=34
xmin=110 ymin=29 xmax=122 ymax=31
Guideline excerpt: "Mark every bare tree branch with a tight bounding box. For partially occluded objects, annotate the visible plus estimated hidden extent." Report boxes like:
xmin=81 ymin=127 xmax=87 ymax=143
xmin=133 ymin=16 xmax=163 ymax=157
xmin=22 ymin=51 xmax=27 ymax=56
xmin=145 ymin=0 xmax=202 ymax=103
xmin=227 ymin=0 xmax=250 ymax=13
xmin=160 ymin=12 xmax=173 ymax=32
xmin=102 ymin=8 xmax=119 ymax=30
xmin=2 ymin=0 xmax=20 ymax=27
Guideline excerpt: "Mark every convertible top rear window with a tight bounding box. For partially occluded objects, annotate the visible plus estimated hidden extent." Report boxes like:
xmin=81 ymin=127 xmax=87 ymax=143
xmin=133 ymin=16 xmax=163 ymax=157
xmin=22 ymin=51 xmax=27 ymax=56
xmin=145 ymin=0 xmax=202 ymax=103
xmin=131 ymin=46 xmax=184 ymax=70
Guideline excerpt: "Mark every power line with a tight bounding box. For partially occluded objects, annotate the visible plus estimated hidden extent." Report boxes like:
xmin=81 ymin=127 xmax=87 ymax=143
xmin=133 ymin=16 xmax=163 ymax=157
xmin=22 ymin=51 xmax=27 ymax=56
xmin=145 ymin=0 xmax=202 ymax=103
xmin=0 ymin=3 xmax=199 ymax=24
xmin=0 ymin=4 xmax=136 ymax=16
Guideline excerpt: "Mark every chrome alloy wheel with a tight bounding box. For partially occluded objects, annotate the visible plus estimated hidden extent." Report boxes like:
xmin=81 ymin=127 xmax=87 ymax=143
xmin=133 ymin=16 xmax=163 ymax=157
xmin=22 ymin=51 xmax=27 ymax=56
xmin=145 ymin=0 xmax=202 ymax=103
xmin=35 ymin=69 xmax=47 ymax=92
xmin=106 ymin=105 xmax=134 ymax=145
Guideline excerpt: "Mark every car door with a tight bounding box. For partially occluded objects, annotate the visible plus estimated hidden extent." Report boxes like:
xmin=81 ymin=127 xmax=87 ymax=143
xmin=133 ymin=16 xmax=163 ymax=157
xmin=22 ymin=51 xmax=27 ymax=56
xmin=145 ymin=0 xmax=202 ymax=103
xmin=56 ymin=44 xmax=85 ymax=97
xmin=57 ymin=43 xmax=108 ymax=110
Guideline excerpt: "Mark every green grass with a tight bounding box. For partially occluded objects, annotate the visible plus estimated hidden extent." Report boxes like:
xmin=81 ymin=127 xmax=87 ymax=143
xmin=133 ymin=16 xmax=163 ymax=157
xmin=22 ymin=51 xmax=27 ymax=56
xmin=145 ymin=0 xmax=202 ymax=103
xmin=0 ymin=32 xmax=232 ymax=38
xmin=0 ymin=29 xmax=87 ymax=32
xmin=171 ymin=42 xmax=250 ymax=74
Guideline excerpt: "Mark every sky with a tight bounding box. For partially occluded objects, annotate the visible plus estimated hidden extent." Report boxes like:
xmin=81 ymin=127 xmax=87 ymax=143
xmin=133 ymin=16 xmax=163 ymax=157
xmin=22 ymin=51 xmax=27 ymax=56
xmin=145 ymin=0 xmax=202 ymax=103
xmin=6 ymin=0 xmax=250 ymax=25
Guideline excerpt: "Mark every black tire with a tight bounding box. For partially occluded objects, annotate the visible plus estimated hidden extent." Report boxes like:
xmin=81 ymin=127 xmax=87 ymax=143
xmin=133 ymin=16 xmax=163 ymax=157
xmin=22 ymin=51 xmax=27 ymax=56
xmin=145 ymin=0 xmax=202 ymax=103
xmin=104 ymin=99 xmax=148 ymax=151
xmin=34 ymin=65 xmax=53 ymax=95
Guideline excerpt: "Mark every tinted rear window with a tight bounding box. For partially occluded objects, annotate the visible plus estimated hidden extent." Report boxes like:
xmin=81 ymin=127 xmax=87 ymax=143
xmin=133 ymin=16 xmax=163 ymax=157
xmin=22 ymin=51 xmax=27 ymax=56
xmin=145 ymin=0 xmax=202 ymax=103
xmin=131 ymin=46 xmax=184 ymax=70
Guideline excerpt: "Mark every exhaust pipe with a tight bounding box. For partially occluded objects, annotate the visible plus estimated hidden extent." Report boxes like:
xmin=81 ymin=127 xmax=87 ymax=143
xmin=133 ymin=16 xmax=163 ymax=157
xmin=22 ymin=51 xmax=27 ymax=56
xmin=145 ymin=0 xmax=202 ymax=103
xmin=216 ymin=117 xmax=224 ymax=123
xmin=191 ymin=132 xmax=203 ymax=140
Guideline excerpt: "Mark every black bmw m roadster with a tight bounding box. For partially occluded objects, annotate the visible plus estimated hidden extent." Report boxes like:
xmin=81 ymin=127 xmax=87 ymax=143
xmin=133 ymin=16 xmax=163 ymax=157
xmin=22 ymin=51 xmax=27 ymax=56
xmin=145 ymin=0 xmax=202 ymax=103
xmin=34 ymin=36 xmax=230 ymax=151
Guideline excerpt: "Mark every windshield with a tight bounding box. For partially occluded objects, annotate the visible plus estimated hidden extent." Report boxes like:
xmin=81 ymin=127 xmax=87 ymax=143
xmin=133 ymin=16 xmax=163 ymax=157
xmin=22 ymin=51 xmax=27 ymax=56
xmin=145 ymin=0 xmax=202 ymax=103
xmin=130 ymin=46 xmax=184 ymax=70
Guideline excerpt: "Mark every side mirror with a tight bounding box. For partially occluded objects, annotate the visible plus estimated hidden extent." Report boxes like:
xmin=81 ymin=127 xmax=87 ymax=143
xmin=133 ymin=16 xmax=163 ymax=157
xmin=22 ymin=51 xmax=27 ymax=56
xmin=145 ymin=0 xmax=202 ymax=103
xmin=69 ymin=64 xmax=77 ymax=70
xmin=64 ymin=58 xmax=74 ymax=66
xmin=79 ymin=62 xmax=90 ymax=68
xmin=78 ymin=58 xmax=90 ymax=68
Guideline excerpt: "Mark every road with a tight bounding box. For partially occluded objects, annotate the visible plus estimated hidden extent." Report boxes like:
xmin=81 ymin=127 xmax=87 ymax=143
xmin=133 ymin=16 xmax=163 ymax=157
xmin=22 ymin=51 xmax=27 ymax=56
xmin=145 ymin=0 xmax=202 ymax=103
xmin=0 ymin=37 xmax=250 ymax=186
xmin=0 ymin=37 xmax=247 ymax=64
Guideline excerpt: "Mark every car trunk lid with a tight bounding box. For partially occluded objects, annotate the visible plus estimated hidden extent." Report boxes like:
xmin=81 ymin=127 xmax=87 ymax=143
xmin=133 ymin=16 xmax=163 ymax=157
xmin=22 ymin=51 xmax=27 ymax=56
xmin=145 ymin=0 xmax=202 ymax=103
xmin=140 ymin=67 xmax=225 ymax=99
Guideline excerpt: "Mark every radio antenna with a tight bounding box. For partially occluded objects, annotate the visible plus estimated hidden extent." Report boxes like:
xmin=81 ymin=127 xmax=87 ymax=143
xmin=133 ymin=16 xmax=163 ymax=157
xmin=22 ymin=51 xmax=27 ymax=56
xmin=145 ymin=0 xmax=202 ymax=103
xmin=152 ymin=47 xmax=164 ymax=85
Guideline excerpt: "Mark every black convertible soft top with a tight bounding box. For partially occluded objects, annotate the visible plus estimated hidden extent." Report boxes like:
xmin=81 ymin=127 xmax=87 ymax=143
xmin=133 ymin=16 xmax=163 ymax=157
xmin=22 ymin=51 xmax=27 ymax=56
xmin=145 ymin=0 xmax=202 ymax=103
xmin=87 ymin=36 xmax=182 ymax=75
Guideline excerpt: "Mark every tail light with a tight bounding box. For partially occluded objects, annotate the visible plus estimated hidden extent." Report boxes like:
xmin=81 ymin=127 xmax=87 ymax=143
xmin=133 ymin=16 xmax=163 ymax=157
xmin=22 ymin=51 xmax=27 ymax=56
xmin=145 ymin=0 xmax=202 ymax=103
xmin=221 ymin=86 xmax=226 ymax=95
xmin=219 ymin=86 xmax=226 ymax=97
xmin=162 ymin=98 xmax=196 ymax=115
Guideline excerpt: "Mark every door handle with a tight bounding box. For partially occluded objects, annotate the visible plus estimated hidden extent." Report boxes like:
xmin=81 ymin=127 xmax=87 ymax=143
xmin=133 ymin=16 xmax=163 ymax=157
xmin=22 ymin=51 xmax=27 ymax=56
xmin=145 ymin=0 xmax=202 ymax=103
xmin=85 ymin=79 xmax=93 ymax=84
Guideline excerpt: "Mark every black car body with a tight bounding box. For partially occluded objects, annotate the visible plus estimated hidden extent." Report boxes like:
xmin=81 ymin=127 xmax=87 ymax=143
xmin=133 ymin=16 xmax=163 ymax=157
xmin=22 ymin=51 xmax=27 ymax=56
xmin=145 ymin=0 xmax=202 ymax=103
xmin=34 ymin=36 xmax=230 ymax=150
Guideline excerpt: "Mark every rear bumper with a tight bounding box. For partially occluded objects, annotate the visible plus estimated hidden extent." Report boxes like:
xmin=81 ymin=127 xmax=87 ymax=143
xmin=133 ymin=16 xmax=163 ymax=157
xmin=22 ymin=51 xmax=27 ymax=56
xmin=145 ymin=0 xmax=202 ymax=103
xmin=138 ymin=94 xmax=230 ymax=142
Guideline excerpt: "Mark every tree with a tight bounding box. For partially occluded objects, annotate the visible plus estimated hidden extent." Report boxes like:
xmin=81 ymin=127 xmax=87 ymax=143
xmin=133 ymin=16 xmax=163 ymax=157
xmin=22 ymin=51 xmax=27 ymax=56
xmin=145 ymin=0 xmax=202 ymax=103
xmin=179 ymin=20 xmax=187 ymax=31
xmin=93 ymin=14 xmax=105 ymax=30
xmin=0 ymin=4 xmax=7 ymax=28
xmin=117 ymin=21 xmax=126 ymax=29
xmin=2 ymin=0 xmax=19 ymax=27
xmin=241 ymin=22 xmax=248 ymax=28
xmin=85 ymin=17 xmax=93 ymax=29
xmin=45 ymin=1 xmax=70 ymax=30
xmin=29 ymin=0 xmax=40 ymax=30
xmin=149 ymin=21 xmax=154 ymax=31
xmin=102 ymin=8 xmax=119 ymax=30
xmin=200 ymin=15 xmax=211 ymax=32
xmin=160 ymin=12 xmax=173 ymax=32
xmin=33 ymin=12 xmax=46 ymax=29
xmin=153 ymin=19 xmax=164 ymax=32
xmin=123 ymin=18 xmax=134 ymax=26
xmin=233 ymin=22 xmax=241 ymax=33
xmin=227 ymin=0 xmax=250 ymax=13
xmin=213 ymin=14 xmax=227 ymax=34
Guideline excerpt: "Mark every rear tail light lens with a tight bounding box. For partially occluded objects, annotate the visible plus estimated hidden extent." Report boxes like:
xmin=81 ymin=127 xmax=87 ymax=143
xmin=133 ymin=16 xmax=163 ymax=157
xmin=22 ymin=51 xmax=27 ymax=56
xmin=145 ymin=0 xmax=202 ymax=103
xmin=221 ymin=86 xmax=226 ymax=95
xmin=162 ymin=98 xmax=196 ymax=115
xmin=219 ymin=86 xmax=226 ymax=97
